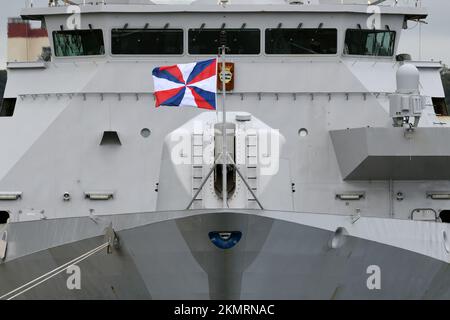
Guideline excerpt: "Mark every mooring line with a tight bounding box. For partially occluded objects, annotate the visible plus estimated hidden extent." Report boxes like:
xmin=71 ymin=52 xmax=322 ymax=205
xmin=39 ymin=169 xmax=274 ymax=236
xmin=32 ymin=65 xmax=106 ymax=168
xmin=0 ymin=242 xmax=109 ymax=300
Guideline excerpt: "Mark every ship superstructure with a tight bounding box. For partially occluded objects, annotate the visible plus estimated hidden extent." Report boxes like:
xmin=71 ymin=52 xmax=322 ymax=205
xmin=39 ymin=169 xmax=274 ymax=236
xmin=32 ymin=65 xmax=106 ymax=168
xmin=1 ymin=0 xmax=450 ymax=299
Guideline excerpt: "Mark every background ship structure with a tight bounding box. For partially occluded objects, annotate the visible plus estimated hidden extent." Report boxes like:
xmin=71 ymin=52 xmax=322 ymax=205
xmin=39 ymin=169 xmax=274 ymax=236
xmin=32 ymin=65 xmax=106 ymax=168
xmin=1 ymin=0 xmax=450 ymax=300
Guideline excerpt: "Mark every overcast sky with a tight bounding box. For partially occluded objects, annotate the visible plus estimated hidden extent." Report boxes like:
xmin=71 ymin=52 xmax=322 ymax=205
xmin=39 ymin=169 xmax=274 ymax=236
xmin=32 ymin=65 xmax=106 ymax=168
xmin=0 ymin=0 xmax=449 ymax=68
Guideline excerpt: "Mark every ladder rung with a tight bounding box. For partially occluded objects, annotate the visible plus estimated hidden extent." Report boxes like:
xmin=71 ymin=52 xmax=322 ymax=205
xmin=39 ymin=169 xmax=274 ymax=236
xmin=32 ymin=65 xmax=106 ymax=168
xmin=247 ymin=177 xmax=257 ymax=179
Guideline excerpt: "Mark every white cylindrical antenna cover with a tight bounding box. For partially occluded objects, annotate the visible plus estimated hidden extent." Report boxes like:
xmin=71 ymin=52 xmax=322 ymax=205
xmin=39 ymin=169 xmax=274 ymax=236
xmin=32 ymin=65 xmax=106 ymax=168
xmin=396 ymin=64 xmax=420 ymax=94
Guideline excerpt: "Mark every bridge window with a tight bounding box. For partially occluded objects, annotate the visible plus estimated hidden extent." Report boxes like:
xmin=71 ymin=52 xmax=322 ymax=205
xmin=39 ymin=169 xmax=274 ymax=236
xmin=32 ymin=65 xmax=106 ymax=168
xmin=53 ymin=29 xmax=105 ymax=57
xmin=0 ymin=98 xmax=16 ymax=117
xmin=265 ymin=28 xmax=337 ymax=55
xmin=112 ymin=29 xmax=183 ymax=55
xmin=188 ymin=29 xmax=261 ymax=55
xmin=432 ymin=97 xmax=449 ymax=116
xmin=344 ymin=29 xmax=396 ymax=56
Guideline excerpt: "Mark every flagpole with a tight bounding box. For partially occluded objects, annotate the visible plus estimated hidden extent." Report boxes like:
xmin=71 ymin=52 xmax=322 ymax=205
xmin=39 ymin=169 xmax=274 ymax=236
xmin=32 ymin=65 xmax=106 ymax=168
xmin=221 ymin=44 xmax=227 ymax=208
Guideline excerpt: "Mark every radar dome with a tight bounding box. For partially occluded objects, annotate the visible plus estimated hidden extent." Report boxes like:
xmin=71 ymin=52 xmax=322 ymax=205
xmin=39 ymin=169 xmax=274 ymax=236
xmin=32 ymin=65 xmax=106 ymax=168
xmin=396 ymin=64 xmax=420 ymax=94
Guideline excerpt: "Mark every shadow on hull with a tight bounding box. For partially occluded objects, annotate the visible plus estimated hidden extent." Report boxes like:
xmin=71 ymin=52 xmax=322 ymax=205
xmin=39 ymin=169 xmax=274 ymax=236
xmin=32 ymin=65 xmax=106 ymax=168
xmin=1 ymin=211 xmax=450 ymax=299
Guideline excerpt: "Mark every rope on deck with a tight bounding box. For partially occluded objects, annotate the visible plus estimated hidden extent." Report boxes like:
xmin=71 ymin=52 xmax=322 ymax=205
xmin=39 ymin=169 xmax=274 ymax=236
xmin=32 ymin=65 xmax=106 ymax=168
xmin=0 ymin=242 xmax=109 ymax=300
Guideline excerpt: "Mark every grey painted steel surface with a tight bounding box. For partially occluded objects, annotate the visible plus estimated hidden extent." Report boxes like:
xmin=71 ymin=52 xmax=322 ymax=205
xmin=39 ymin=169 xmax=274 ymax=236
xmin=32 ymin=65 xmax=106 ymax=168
xmin=1 ymin=212 xmax=450 ymax=300
xmin=20 ymin=3 xmax=428 ymax=18
xmin=1 ymin=1 xmax=450 ymax=300
xmin=0 ymin=235 xmax=151 ymax=299
xmin=4 ymin=209 xmax=450 ymax=264
xmin=330 ymin=127 xmax=450 ymax=180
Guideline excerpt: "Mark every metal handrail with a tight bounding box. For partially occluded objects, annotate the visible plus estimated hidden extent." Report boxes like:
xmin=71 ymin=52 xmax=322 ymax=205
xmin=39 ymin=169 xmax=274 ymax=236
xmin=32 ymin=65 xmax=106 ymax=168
xmin=23 ymin=0 xmax=424 ymax=8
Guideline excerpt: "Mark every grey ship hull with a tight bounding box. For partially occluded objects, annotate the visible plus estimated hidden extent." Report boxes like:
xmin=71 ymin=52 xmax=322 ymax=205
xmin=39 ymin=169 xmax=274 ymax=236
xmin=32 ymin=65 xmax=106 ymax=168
xmin=1 ymin=211 xmax=450 ymax=300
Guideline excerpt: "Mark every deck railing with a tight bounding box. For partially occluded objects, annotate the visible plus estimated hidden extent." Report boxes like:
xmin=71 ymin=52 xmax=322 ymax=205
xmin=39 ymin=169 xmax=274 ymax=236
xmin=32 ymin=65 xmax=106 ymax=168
xmin=22 ymin=0 xmax=423 ymax=9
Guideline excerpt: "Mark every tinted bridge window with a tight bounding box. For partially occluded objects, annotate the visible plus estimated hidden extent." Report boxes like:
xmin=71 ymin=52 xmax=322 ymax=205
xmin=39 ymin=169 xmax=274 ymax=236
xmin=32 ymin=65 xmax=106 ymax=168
xmin=53 ymin=29 xmax=105 ymax=56
xmin=112 ymin=29 xmax=183 ymax=55
xmin=265 ymin=28 xmax=338 ymax=54
xmin=189 ymin=29 xmax=261 ymax=55
xmin=344 ymin=29 xmax=396 ymax=56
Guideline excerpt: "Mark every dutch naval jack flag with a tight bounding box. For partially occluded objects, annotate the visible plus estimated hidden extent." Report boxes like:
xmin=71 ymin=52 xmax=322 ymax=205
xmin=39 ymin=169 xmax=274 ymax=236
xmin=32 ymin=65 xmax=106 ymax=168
xmin=152 ymin=58 xmax=217 ymax=110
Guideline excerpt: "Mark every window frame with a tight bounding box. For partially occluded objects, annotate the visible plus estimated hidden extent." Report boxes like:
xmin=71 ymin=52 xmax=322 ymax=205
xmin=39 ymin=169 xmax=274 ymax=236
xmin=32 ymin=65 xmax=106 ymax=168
xmin=187 ymin=28 xmax=262 ymax=57
xmin=49 ymin=26 xmax=399 ymax=59
xmin=264 ymin=27 xmax=339 ymax=56
xmin=343 ymin=28 xmax=397 ymax=58
xmin=52 ymin=29 xmax=106 ymax=59
xmin=110 ymin=27 xmax=185 ymax=56
xmin=0 ymin=98 xmax=17 ymax=117
xmin=432 ymin=97 xmax=449 ymax=117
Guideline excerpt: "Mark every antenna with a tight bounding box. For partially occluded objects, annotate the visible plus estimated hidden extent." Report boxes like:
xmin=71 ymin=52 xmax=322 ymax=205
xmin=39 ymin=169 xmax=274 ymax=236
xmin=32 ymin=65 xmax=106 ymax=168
xmin=419 ymin=19 xmax=422 ymax=60
xmin=219 ymin=29 xmax=228 ymax=208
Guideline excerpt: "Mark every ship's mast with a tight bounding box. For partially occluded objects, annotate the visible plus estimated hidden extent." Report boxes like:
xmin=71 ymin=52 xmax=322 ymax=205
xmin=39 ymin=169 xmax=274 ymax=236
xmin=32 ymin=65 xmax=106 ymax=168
xmin=220 ymin=38 xmax=228 ymax=208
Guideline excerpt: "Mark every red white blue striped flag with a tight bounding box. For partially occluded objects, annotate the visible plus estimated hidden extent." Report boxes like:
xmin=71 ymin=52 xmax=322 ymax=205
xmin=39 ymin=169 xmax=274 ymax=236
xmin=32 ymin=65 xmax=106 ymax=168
xmin=152 ymin=58 xmax=217 ymax=110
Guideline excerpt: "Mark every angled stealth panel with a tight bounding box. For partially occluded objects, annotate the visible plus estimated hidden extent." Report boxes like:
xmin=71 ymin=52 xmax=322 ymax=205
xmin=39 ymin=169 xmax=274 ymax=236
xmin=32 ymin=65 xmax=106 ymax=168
xmin=330 ymin=127 xmax=450 ymax=181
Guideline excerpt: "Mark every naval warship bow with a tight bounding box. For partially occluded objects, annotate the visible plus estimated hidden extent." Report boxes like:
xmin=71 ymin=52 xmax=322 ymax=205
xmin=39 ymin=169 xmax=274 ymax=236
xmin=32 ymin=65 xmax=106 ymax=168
xmin=1 ymin=0 xmax=450 ymax=299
